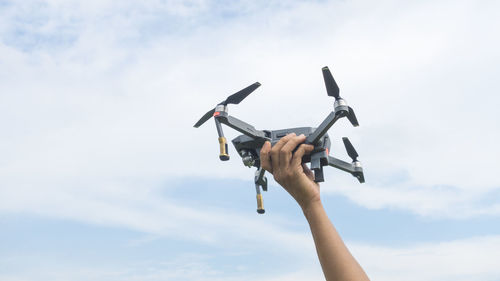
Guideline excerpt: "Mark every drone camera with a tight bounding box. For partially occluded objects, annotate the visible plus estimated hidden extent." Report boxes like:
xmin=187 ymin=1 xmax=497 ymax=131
xmin=240 ymin=150 xmax=256 ymax=167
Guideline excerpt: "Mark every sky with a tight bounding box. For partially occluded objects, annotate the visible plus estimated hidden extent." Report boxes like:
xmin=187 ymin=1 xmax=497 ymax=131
xmin=1 ymin=0 xmax=500 ymax=280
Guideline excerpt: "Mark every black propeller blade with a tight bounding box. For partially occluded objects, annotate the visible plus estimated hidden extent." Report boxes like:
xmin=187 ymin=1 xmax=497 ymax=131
xmin=193 ymin=82 xmax=261 ymax=128
xmin=323 ymin=67 xmax=360 ymax=127
xmin=342 ymin=137 xmax=359 ymax=162
xmin=347 ymin=106 xmax=359 ymax=127
xmin=223 ymin=82 xmax=261 ymax=105
xmin=322 ymin=66 xmax=340 ymax=99
xmin=193 ymin=108 xmax=215 ymax=128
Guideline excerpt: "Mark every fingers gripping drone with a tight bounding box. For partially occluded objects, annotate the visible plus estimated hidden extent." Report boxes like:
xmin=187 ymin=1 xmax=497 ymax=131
xmin=194 ymin=66 xmax=364 ymax=214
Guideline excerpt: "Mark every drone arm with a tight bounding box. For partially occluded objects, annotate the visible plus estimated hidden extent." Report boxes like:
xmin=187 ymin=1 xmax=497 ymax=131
xmin=327 ymin=156 xmax=365 ymax=183
xmin=327 ymin=156 xmax=354 ymax=173
xmin=306 ymin=112 xmax=342 ymax=145
xmin=216 ymin=114 xmax=267 ymax=139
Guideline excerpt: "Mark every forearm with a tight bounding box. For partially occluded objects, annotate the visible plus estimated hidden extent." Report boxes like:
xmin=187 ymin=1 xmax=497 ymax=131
xmin=259 ymin=135 xmax=368 ymax=280
xmin=303 ymin=201 xmax=369 ymax=281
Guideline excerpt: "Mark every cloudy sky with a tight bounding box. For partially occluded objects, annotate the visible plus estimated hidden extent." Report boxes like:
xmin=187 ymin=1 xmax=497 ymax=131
xmin=1 ymin=0 xmax=500 ymax=280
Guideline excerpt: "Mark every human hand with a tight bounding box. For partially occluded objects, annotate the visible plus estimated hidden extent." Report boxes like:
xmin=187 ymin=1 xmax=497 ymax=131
xmin=260 ymin=133 xmax=321 ymax=211
xmin=262 ymin=135 xmax=370 ymax=281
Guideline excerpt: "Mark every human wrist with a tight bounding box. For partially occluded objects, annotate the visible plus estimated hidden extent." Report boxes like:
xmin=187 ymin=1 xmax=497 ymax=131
xmin=300 ymin=196 xmax=323 ymax=219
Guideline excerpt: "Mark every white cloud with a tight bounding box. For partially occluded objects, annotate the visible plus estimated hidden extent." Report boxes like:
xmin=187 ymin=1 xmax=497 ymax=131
xmin=0 ymin=253 xmax=324 ymax=281
xmin=355 ymin=235 xmax=500 ymax=281
xmin=3 ymin=234 xmax=500 ymax=281
xmin=3 ymin=2 xmax=500 ymax=281
xmin=0 ymin=0 xmax=499 ymax=240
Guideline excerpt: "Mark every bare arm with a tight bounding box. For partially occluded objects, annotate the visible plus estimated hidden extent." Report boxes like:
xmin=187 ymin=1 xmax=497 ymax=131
xmin=260 ymin=133 xmax=369 ymax=281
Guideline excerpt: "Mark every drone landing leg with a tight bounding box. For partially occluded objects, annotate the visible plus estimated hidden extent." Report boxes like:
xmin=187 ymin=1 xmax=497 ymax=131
xmin=254 ymin=167 xmax=267 ymax=214
xmin=214 ymin=118 xmax=230 ymax=161
xmin=310 ymin=152 xmax=326 ymax=183
xmin=313 ymin=166 xmax=325 ymax=182
xmin=255 ymin=184 xmax=265 ymax=214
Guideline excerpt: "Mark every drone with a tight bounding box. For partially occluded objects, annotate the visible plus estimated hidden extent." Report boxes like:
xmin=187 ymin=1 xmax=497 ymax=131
xmin=194 ymin=66 xmax=364 ymax=214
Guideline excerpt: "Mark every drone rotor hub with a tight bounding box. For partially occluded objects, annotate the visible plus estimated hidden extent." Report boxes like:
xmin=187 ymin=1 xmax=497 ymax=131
xmin=334 ymin=98 xmax=349 ymax=115
xmin=215 ymin=104 xmax=228 ymax=114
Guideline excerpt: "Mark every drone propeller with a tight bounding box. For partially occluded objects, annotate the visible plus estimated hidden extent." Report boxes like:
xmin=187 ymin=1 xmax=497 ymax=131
xmin=194 ymin=108 xmax=216 ymax=128
xmin=347 ymin=106 xmax=359 ymax=127
xmin=342 ymin=137 xmax=359 ymax=162
xmin=322 ymin=66 xmax=340 ymax=100
xmin=322 ymin=66 xmax=360 ymax=127
xmin=224 ymin=82 xmax=261 ymax=105
xmin=193 ymin=82 xmax=261 ymax=128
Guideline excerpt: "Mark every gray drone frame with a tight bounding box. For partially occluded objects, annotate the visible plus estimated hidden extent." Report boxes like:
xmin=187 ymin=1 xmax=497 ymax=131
xmin=194 ymin=66 xmax=364 ymax=214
